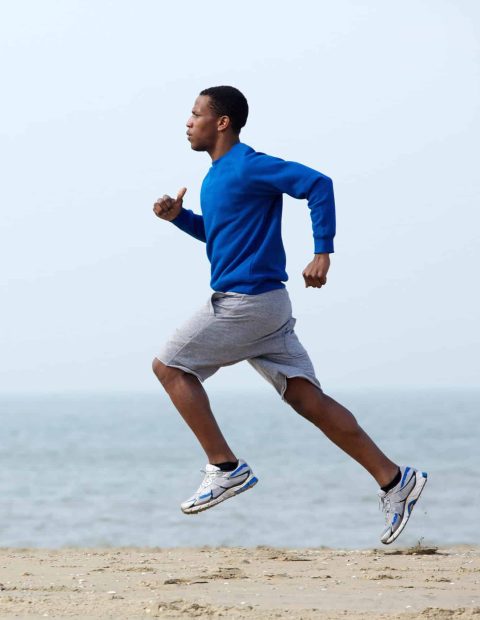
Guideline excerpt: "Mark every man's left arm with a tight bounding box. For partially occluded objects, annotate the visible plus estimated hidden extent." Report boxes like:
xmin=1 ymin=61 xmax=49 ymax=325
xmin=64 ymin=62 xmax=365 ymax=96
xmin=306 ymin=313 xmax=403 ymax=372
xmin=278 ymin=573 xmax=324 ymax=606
xmin=246 ymin=154 xmax=336 ymax=288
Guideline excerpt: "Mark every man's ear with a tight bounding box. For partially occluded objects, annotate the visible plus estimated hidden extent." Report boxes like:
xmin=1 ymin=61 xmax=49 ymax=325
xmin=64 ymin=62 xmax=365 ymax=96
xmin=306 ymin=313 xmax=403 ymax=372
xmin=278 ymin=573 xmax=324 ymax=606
xmin=217 ymin=115 xmax=231 ymax=132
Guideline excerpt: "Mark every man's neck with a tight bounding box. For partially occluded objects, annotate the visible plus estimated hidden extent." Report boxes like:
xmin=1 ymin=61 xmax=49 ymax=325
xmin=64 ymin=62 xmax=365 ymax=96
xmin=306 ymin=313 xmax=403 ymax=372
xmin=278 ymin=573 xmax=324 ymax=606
xmin=209 ymin=137 xmax=240 ymax=162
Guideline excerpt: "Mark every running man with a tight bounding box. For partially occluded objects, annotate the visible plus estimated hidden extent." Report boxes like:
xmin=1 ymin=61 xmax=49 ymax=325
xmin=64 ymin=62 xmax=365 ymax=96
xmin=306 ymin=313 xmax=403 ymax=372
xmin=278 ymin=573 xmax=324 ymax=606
xmin=152 ymin=86 xmax=427 ymax=544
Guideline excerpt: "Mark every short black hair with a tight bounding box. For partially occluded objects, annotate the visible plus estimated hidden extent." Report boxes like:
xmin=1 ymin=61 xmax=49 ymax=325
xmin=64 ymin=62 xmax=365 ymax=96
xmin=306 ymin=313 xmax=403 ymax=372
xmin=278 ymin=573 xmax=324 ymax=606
xmin=199 ymin=85 xmax=249 ymax=134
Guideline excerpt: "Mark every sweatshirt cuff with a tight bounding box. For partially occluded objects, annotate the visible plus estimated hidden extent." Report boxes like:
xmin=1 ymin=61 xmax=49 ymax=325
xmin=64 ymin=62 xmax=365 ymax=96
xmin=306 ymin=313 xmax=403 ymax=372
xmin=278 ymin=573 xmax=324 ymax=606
xmin=171 ymin=208 xmax=189 ymax=228
xmin=314 ymin=238 xmax=334 ymax=254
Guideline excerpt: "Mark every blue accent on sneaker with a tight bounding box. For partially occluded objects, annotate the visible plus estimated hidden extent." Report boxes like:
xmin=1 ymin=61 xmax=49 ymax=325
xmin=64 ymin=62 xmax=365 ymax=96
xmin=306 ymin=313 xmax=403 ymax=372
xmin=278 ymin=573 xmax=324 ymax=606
xmin=400 ymin=466 xmax=411 ymax=488
xmin=234 ymin=476 xmax=258 ymax=494
xmin=199 ymin=492 xmax=212 ymax=500
xmin=408 ymin=499 xmax=416 ymax=514
xmin=392 ymin=513 xmax=399 ymax=525
xmin=232 ymin=463 xmax=249 ymax=476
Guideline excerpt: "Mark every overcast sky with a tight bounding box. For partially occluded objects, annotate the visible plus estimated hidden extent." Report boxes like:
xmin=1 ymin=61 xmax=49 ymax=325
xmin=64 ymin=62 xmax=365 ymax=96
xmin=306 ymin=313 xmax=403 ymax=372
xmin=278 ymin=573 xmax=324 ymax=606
xmin=1 ymin=0 xmax=479 ymax=394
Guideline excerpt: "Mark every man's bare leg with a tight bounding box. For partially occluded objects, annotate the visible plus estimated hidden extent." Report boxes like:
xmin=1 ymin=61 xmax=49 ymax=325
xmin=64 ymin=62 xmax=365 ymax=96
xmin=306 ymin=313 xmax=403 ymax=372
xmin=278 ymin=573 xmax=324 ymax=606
xmin=284 ymin=377 xmax=398 ymax=487
xmin=152 ymin=358 xmax=236 ymax=464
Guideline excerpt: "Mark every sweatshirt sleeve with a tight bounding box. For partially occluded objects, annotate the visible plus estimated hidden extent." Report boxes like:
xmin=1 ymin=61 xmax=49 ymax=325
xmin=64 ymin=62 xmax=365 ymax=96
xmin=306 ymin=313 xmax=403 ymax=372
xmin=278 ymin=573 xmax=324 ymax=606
xmin=171 ymin=207 xmax=206 ymax=243
xmin=243 ymin=153 xmax=336 ymax=254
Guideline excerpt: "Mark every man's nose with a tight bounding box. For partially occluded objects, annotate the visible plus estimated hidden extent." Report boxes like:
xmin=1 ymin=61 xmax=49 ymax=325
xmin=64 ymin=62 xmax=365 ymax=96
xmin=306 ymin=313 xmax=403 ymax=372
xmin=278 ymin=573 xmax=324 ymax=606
xmin=186 ymin=118 xmax=193 ymax=127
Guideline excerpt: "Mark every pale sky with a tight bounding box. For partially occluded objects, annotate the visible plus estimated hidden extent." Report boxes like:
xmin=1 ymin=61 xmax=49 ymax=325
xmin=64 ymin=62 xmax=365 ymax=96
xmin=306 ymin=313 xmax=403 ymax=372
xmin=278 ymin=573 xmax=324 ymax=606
xmin=1 ymin=0 xmax=479 ymax=393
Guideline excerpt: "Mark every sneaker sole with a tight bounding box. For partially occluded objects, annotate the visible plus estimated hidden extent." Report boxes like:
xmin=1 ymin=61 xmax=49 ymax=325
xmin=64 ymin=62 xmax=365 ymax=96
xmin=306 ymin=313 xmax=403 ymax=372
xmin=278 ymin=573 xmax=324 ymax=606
xmin=382 ymin=471 xmax=428 ymax=545
xmin=181 ymin=473 xmax=258 ymax=515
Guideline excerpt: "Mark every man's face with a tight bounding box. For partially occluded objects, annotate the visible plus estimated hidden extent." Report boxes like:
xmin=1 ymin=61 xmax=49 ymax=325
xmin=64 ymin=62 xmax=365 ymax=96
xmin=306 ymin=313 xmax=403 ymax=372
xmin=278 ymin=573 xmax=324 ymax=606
xmin=186 ymin=95 xmax=220 ymax=151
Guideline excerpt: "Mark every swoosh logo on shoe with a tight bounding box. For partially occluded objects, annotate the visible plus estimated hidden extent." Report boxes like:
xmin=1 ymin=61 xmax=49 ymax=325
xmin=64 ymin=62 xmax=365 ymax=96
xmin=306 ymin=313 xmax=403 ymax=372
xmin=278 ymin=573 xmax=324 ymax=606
xmin=231 ymin=463 xmax=249 ymax=477
xmin=400 ymin=467 xmax=411 ymax=488
xmin=198 ymin=491 xmax=213 ymax=501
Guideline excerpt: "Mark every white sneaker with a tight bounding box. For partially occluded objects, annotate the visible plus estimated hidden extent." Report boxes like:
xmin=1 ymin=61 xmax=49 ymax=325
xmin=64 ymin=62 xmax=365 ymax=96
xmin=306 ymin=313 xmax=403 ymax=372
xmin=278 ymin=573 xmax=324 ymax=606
xmin=379 ymin=466 xmax=428 ymax=544
xmin=181 ymin=459 xmax=258 ymax=515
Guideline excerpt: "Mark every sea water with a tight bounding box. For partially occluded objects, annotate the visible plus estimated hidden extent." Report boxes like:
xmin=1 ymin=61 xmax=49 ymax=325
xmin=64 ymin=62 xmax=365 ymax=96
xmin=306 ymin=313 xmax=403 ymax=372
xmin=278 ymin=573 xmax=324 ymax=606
xmin=0 ymin=388 xmax=478 ymax=549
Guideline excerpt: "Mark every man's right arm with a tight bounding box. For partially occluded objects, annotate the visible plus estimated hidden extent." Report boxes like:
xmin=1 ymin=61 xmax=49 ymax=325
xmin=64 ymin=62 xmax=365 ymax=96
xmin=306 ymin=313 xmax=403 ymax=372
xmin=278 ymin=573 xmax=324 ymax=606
xmin=153 ymin=188 xmax=207 ymax=243
xmin=171 ymin=207 xmax=207 ymax=243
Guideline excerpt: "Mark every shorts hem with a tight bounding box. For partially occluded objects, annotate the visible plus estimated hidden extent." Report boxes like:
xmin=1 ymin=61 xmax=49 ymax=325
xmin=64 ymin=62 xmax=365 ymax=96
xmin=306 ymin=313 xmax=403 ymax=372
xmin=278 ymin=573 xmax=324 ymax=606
xmin=154 ymin=357 xmax=205 ymax=383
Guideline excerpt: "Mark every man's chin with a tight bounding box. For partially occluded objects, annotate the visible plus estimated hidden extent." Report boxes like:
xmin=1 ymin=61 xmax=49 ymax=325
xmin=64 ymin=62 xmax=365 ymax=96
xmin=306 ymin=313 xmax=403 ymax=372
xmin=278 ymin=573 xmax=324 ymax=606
xmin=189 ymin=141 xmax=207 ymax=152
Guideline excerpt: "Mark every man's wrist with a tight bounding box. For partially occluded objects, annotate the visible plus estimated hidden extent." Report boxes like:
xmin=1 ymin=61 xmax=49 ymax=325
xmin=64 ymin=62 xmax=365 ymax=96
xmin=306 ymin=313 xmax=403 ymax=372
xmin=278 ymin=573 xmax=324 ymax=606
xmin=171 ymin=206 xmax=184 ymax=222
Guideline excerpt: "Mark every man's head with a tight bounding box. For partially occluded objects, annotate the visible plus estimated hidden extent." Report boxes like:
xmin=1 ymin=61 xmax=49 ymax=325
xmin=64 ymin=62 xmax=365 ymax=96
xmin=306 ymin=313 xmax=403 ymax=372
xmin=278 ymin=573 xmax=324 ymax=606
xmin=186 ymin=85 xmax=248 ymax=152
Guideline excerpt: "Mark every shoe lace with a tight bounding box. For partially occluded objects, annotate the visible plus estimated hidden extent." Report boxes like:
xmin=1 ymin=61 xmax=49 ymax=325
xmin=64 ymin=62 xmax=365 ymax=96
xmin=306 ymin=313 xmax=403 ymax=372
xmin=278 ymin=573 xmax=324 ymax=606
xmin=378 ymin=492 xmax=392 ymax=523
xmin=199 ymin=469 xmax=222 ymax=489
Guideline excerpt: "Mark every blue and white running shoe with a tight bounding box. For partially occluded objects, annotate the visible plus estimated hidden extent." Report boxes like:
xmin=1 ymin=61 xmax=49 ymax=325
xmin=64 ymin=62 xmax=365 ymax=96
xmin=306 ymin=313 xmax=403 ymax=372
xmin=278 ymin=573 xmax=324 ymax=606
xmin=181 ymin=459 xmax=258 ymax=514
xmin=378 ymin=465 xmax=428 ymax=544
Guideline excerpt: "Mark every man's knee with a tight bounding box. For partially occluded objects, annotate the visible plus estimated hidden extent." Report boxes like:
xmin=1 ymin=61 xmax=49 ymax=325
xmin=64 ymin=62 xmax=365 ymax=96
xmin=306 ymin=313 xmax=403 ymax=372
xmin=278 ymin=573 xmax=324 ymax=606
xmin=152 ymin=358 xmax=183 ymax=390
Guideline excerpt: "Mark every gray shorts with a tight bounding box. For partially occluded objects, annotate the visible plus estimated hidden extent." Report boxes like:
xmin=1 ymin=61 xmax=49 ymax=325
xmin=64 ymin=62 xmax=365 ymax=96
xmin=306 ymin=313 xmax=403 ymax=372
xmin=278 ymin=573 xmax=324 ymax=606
xmin=156 ymin=288 xmax=321 ymax=400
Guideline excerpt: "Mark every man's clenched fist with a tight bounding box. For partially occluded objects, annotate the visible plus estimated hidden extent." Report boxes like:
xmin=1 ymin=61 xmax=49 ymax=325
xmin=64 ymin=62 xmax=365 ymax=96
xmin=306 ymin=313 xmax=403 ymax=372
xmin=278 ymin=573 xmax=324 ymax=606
xmin=302 ymin=253 xmax=330 ymax=288
xmin=153 ymin=187 xmax=187 ymax=221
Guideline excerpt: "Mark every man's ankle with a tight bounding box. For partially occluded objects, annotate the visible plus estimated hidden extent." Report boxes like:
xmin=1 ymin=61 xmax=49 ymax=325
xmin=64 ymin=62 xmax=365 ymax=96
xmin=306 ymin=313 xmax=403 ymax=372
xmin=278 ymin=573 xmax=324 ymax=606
xmin=213 ymin=460 xmax=239 ymax=472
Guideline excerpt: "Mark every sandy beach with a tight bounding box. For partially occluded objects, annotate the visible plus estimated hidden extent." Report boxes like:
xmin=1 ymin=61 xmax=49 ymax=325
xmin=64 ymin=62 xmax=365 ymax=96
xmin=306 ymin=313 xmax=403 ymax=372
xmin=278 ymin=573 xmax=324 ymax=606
xmin=0 ymin=545 xmax=478 ymax=619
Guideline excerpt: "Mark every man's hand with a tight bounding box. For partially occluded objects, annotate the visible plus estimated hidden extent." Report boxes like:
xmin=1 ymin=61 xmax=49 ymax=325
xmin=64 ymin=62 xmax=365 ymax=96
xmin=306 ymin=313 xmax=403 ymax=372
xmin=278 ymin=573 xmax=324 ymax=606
xmin=153 ymin=187 xmax=187 ymax=221
xmin=302 ymin=253 xmax=330 ymax=288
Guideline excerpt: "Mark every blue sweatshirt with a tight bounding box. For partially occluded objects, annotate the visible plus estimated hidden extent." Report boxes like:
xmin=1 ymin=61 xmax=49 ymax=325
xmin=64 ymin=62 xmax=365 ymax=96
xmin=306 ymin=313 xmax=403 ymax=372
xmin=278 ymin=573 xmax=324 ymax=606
xmin=172 ymin=142 xmax=336 ymax=295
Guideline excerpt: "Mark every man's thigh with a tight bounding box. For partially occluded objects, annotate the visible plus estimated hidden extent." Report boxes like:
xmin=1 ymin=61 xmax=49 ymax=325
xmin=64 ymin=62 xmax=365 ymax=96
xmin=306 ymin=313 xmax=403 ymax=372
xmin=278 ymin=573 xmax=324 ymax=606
xmin=156 ymin=290 xmax=287 ymax=382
